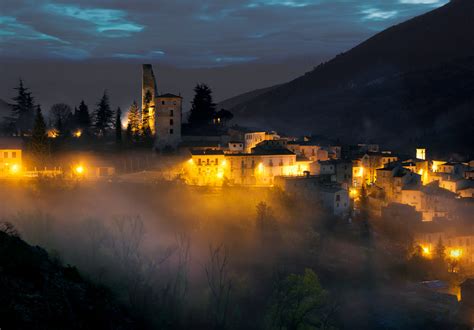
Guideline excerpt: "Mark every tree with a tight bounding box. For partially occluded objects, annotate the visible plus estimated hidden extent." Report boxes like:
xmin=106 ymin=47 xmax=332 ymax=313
xmin=215 ymin=109 xmax=234 ymax=126
xmin=188 ymin=83 xmax=216 ymax=127
xmin=93 ymin=91 xmax=113 ymax=136
xmin=11 ymin=79 xmax=35 ymax=133
xmin=115 ymin=107 xmax=122 ymax=146
xmin=267 ymin=269 xmax=332 ymax=330
xmin=126 ymin=101 xmax=141 ymax=144
xmin=75 ymin=100 xmax=91 ymax=130
xmin=29 ymin=105 xmax=49 ymax=165
xmin=50 ymin=103 xmax=73 ymax=136
xmin=205 ymin=244 xmax=233 ymax=329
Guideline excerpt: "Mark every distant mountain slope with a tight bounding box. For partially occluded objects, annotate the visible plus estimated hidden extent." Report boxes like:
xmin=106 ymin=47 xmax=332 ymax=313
xmin=223 ymin=0 xmax=474 ymax=154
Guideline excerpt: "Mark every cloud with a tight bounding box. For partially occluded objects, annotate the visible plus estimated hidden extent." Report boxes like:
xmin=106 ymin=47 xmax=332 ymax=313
xmin=0 ymin=15 xmax=65 ymax=43
xmin=0 ymin=0 xmax=449 ymax=66
xmin=43 ymin=3 xmax=144 ymax=37
xmin=362 ymin=8 xmax=399 ymax=21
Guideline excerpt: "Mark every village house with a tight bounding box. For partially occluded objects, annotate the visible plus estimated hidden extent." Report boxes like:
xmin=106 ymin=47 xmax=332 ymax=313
xmin=244 ymin=131 xmax=279 ymax=153
xmin=186 ymin=147 xmax=311 ymax=186
xmin=375 ymin=165 xmax=421 ymax=203
xmin=415 ymin=225 xmax=474 ymax=265
xmin=314 ymin=159 xmax=353 ymax=187
xmin=0 ymin=137 xmax=22 ymax=176
xmin=274 ymin=175 xmax=350 ymax=216
xmin=360 ymin=151 xmax=399 ymax=184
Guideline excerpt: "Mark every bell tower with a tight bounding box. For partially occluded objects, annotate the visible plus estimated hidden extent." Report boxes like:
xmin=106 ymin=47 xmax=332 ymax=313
xmin=142 ymin=64 xmax=158 ymax=135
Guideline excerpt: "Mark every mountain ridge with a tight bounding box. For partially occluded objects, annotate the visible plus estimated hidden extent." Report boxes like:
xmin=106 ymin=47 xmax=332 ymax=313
xmin=221 ymin=0 xmax=474 ymax=154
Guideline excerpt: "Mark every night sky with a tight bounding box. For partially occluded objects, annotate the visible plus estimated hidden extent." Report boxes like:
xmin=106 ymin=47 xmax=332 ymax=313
xmin=0 ymin=0 xmax=448 ymax=111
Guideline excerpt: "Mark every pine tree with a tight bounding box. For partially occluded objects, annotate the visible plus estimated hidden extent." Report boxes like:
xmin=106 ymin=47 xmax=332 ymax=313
xmin=115 ymin=107 xmax=122 ymax=146
xmin=12 ymin=79 xmax=35 ymax=133
xmin=126 ymin=101 xmax=141 ymax=143
xmin=76 ymin=100 xmax=91 ymax=129
xmin=29 ymin=105 xmax=49 ymax=165
xmin=188 ymin=83 xmax=216 ymax=127
xmin=93 ymin=91 xmax=113 ymax=136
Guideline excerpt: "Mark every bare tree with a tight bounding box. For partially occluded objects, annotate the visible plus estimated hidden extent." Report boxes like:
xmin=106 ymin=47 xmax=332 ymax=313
xmin=205 ymin=244 xmax=233 ymax=329
xmin=160 ymin=233 xmax=191 ymax=326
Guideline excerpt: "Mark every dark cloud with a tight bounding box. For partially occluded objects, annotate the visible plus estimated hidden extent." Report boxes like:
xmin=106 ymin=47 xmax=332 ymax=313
xmin=1 ymin=0 xmax=448 ymax=67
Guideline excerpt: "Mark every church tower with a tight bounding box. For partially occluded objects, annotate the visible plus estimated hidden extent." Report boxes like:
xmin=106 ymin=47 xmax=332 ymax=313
xmin=142 ymin=64 xmax=158 ymax=135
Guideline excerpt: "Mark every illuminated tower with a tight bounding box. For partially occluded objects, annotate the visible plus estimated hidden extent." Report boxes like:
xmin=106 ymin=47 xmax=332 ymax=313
xmin=142 ymin=64 xmax=158 ymax=135
xmin=155 ymin=94 xmax=182 ymax=150
xmin=416 ymin=148 xmax=426 ymax=160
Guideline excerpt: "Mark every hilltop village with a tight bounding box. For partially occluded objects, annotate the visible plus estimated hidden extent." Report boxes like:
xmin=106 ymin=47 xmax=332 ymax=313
xmin=1 ymin=64 xmax=474 ymax=269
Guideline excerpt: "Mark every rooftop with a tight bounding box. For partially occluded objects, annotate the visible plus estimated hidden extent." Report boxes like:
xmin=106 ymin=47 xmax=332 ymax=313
xmin=190 ymin=149 xmax=225 ymax=156
xmin=158 ymin=93 xmax=182 ymax=98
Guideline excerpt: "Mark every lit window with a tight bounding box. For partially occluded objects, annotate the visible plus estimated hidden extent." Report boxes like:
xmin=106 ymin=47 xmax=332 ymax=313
xmin=4 ymin=152 xmax=8 ymax=158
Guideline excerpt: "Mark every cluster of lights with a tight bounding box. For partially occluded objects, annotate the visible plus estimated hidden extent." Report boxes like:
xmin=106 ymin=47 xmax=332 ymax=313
xmin=73 ymin=130 xmax=82 ymax=138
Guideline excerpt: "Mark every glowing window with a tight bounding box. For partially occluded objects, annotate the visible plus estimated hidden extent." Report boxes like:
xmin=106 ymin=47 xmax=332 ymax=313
xmin=12 ymin=152 xmax=16 ymax=158
xmin=3 ymin=152 xmax=7 ymax=158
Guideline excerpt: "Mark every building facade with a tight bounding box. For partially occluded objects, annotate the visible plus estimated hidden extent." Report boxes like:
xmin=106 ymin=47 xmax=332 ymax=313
xmin=155 ymin=94 xmax=182 ymax=150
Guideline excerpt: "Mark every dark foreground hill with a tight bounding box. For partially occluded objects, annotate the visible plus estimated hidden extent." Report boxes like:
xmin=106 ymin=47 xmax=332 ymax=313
xmin=0 ymin=225 xmax=135 ymax=330
xmin=222 ymin=0 xmax=474 ymax=155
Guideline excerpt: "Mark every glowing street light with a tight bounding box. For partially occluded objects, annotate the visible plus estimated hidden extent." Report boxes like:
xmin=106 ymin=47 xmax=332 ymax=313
xmin=73 ymin=129 xmax=82 ymax=138
xmin=449 ymin=249 xmax=462 ymax=259
xmin=10 ymin=164 xmax=21 ymax=175
xmin=74 ymin=165 xmax=85 ymax=175
xmin=421 ymin=246 xmax=431 ymax=257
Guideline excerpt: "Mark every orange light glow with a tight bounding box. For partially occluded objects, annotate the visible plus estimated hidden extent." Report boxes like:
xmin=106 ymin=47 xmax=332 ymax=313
xmin=73 ymin=130 xmax=82 ymax=138
xmin=10 ymin=164 xmax=21 ymax=174
xmin=449 ymin=249 xmax=462 ymax=259
xmin=74 ymin=165 xmax=84 ymax=175
xmin=421 ymin=246 xmax=431 ymax=257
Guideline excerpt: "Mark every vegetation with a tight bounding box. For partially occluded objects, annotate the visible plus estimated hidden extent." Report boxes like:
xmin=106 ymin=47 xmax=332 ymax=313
xmin=188 ymin=83 xmax=216 ymax=127
xmin=11 ymin=79 xmax=35 ymax=134
xmin=93 ymin=91 xmax=114 ymax=136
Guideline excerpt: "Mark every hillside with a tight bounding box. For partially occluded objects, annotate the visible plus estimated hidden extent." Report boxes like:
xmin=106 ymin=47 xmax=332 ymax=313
xmin=0 ymin=225 xmax=136 ymax=329
xmin=222 ymin=0 xmax=474 ymax=154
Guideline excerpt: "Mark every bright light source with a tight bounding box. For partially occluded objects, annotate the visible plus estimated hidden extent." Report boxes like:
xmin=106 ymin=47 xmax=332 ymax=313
xmin=75 ymin=165 xmax=84 ymax=175
xmin=422 ymin=246 xmax=430 ymax=257
xmin=450 ymin=249 xmax=462 ymax=259
xmin=188 ymin=159 xmax=193 ymax=164
xmin=10 ymin=164 xmax=20 ymax=174
xmin=73 ymin=130 xmax=82 ymax=138
xmin=221 ymin=159 xmax=227 ymax=166
xmin=216 ymin=172 xmax=224 ymax=179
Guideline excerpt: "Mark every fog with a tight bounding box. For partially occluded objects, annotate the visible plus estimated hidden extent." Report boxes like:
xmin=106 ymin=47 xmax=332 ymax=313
xmin=0 ymin=180 xmax=468 ymax=329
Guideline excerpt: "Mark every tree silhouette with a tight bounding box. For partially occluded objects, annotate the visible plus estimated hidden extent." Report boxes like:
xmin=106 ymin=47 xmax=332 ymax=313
xmin=188 ymin=83 xmax=216 ymax=127
xmin=115 ymin=107 xmax=122 ymax=146
xmin=12 ymin=79 xmax=35 ymax=134
xmin=29 ymin=105 xmax=49 ymax=165
xmin=76 ymin=100 xmax=91 ymax=130
xmin=93 ymin=91 xmax=113 ymax=136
